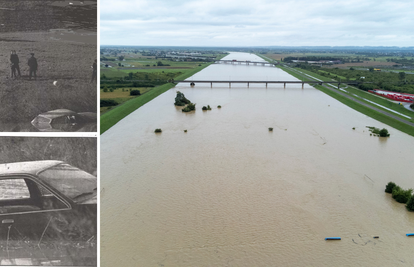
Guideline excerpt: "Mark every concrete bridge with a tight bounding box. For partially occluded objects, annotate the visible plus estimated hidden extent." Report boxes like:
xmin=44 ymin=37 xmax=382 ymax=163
xmin=215 ymin=60 xmax=276 ymax=67
xmin=170 ymin=80 xmax=362 ymax=89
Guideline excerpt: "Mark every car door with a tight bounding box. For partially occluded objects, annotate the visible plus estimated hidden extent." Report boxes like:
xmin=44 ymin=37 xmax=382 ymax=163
xmin=0 ymin=175 xmax=71 ymax=241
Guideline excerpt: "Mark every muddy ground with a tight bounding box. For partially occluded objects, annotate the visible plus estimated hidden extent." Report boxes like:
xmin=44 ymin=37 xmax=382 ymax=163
xmin=0 ymin=31 xmax=97 ymax=131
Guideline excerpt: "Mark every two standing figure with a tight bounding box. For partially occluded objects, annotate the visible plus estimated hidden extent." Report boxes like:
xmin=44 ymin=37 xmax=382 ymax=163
xmin=9 ymin=51 xmax=38 ymax=80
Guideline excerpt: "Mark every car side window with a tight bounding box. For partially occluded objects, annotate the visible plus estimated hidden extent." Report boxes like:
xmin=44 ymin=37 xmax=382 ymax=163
xmin=37 ymin=183 xmax=69 ymax=210
xmin=0 ymin=178 xmax=39 ymax=214
xmin=0 ymin=178 xmax=69 ymax=214
xmin=0 ymin=178 xmax=30 ymax=200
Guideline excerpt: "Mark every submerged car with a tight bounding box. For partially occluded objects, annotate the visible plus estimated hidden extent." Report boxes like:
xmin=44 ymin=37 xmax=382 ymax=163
xmin=31 ymin=109 xmax=97 ymax=132
xmin=0 ymin=160 xmax=96 ymax=241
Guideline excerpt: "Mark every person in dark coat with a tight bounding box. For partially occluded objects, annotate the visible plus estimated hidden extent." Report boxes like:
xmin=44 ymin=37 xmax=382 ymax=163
xmin=28 ymin=53 xmax=38 ymax=80
xmin=12 ymin=50 xmax=21 ymax=77
xmin=91 ymin=59 xmax=97 ymax=83
xmin=9 ymin=51 xmax=17 ymax=79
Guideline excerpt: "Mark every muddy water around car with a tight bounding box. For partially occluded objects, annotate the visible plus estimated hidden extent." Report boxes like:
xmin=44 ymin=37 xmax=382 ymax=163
xmin=101 ymin=52 xmax=414 ymax=266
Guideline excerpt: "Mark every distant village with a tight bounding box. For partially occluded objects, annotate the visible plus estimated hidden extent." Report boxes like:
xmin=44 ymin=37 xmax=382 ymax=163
xmin=100 ymin=47 xmax=228 ymax=62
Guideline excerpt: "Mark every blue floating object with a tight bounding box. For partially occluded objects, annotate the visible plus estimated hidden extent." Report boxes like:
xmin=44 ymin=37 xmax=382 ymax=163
xmin=406 ymin=233 xmax=414 ymax=237
xmin=325 ymin=237 xmax=341 ymax=240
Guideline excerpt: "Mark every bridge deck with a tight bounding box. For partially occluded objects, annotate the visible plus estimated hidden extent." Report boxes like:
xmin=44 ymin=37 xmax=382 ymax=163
xmin=173 ymin=80 xmax=360 ymax=84
xmin=215 ymin=60 xmax=276 ymax=65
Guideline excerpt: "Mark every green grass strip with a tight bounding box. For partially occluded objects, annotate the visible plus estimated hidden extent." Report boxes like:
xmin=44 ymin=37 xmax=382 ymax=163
xmin=100 ymin=63 xmax=214 ymax=134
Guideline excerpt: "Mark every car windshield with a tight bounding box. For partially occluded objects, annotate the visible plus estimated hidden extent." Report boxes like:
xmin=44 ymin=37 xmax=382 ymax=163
xmin=38 ymin=163 xmax=96 ymax=203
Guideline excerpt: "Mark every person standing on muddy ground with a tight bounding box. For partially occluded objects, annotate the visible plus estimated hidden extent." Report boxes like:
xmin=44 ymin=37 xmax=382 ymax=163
xmin=9 ymin=50 xmax=18 ymax=79
xmin=28 ymin=53 xmax=38 ymax=80
xmin=91 ymin=59 xmax=97 ymax=83
xmin=13 ymin=50 xmax=22 ymax=77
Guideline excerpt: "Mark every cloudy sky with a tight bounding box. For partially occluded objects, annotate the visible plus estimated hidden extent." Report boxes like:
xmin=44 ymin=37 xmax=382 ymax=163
xmin=100 ymin=0 xmax=414 ymax=47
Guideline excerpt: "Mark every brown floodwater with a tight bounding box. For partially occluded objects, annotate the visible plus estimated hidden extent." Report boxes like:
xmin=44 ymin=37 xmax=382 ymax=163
xmin=101 ymin=52 xmax=414 ymax=266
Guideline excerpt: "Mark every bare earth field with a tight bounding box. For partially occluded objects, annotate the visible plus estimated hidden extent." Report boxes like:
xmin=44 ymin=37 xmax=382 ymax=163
xmin=0 ymin=31 xmax=97 ymax=131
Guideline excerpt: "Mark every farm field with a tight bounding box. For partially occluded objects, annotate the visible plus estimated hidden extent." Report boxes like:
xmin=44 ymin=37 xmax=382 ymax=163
xmin=263 ymin=53 xmax=405 ymax=68
xmin=100 ymin=87 xmax=153 ymax=113
xmin=326 ymin=61 xmax=401 ymax=68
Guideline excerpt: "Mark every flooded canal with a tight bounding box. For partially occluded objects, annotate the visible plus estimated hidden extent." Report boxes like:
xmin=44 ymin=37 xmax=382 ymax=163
xmin=101 ymin=52 xmax=414 ymax=266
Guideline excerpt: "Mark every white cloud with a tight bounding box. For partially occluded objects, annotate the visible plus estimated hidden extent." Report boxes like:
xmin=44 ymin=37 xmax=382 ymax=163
xmin=100 ymin=0 xmax=414 ymax=46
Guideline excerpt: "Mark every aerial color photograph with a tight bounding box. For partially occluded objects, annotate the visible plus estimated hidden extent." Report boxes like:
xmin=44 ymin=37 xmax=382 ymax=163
xmin=100 ymin=0 xmax=414 ymax=266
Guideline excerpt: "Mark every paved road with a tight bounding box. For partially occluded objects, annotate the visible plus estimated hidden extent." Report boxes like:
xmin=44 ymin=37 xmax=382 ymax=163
xmin=284 ymin=66 xmax=414 ymax=128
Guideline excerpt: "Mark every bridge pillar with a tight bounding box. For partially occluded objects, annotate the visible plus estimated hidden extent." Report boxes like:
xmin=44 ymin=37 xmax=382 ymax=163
xmin=266 ymin=82 xmax=268 ymax=88
xmin=211 ymin=82 xmax=212 ymax=88
xmin=284 ymin=83 xmax=286 ymax=88
xmin=302 ymin=83 xmax=304 ymax=89
xmin=229 ymin=82 xmax=231 ymax=88
xmin=247 ymin=82 xmax=249 ymax=88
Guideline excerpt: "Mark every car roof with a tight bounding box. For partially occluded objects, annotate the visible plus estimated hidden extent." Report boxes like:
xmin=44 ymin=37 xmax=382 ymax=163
xmin=0 ymin=160 xmax=63 ymax=176
xmin=38 ymin=109 xmax=77 ymax=119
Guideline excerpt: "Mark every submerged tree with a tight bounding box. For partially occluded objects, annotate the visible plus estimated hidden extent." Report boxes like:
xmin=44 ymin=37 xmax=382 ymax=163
xmin=174 ymin=91 xmax=191 ymax=106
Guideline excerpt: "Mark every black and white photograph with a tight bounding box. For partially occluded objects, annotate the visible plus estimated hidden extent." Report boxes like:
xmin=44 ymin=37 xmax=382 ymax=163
xmin=0 ymin=136 xmax=97 ymax=266
xmin=0 ymin=1 xmax=97 ymax=132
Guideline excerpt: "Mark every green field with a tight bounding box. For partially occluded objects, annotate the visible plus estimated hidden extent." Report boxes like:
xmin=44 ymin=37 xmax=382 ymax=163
xmin=101 ymin=65 xmax=200 ymax=78
xmin=100 ymin=53 xmax=226 ymax=78
xmin=100 ymin=87 xmax=153 ymax=113
xmin=317 ymin=70 xmax=357 ymax=81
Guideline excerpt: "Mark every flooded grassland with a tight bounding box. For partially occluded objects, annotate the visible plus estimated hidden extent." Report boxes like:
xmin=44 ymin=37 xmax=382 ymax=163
xmin=101 ymin=53 xmax=414 ymax=266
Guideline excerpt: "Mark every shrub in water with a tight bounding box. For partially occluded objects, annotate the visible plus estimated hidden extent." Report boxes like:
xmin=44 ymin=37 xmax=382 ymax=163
xmin=406 ymin=194 xmax=414 ymax=211
xmin=269 ymin=128 xmax=273 ymax=131
xmin=184 ymin=130 xmax=187 ymax=133
xmin=202 ymin=106 xmax=207 ymax=111
xmin=154 ymin=129 xmax=162 ymax=133
xmin=385 ymin=182 xmax=396 ymax=193
xmin=130 ymin=90 xmax=141 ymax=96
xmin=367 ymin=126 xmax=390 ymax=137
xmin=218 ymin=105 xmax=221 ymax=108
xmin=392 ymin=186 xmax=413 ymax=203
xmin=182 ymin=103 xmax=196 ymax=112
xmin=379 ymin=128 xmax=390 ymax=137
